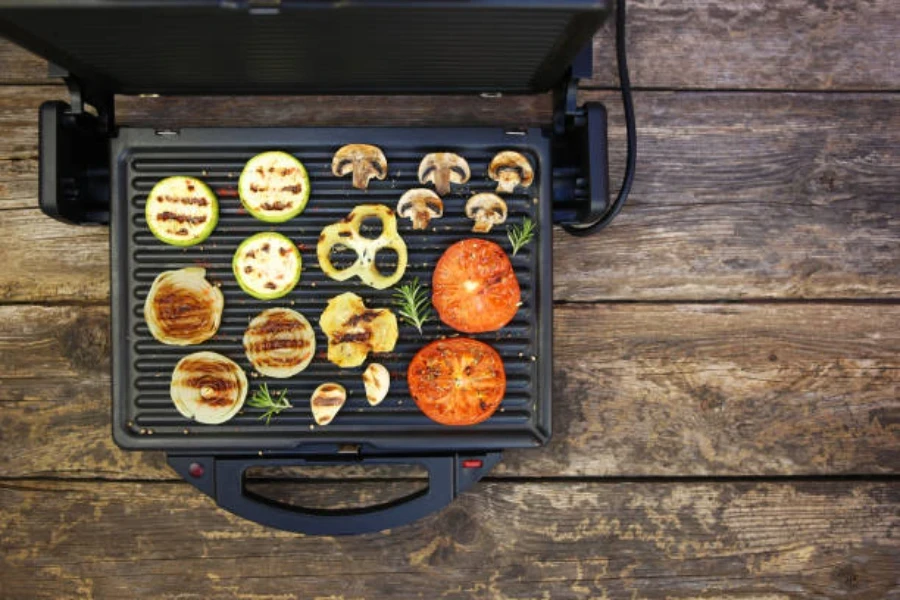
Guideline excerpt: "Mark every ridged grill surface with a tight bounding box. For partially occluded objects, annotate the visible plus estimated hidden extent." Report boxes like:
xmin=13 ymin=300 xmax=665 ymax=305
xmin=112 ymin=127 xmax=551 ymax=452
xmin=0 ymin=4 xmax=608 ymax=94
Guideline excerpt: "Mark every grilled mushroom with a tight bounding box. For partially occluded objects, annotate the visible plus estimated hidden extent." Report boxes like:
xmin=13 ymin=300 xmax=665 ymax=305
xmin=362 ymin=363 xmax=390 ymax=406
xmin=396 ymin=188 xmax=443 ymax=230
xmin=418 ymin=153 xmax=470 ymax=195
xmin=332 ymin=144 xmax=387 ymax=190
xmin=488 ymin=151 xmax=534 ymax=194
xmin=170 ymin=351 xmax=248 ymax=425
xmin=465 ymin=193 xmax=508 ymax=233
xmin=310 ymin=383 xmax=346 ymax=426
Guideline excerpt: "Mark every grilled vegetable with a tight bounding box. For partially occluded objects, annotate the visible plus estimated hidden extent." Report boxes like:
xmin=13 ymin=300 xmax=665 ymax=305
xmin=362 ymin=363 xmax=390 ymax=406
xmin=238 ymin=151 xmax=310 ymax=222
xmin=243 ymin=308 xmax=315 ymax=378
xmin=319 ymin=292 xmax=398 ymax=368
xmin=488 ymin=151 xmax=534 ymax=194
xmin=316 ymin=204 xmax=408 ymax=290
xmin=507 ymin=217 xmax=536 ymax=256
xmin=170 ymin=351 xmax=248 ymax=425
xmin=418 ymin=153 xmax=470 ymax=195
xmin=310 ymin=383 xmax=346 ymax=426
xmin=397 ymin=188 xmax=443 ymax=230
xmin=465 ymin=193 xmax=507 ymax=233
xmin=247 ymin=383 xmax=292 ymax=425
xmin=408 ymin=338 xmax=505 ymax=426
xmin=393 ymin=277 xmax=433 ymax=334
xmin=332 ymin=144 xmax=387 ymax=190
xmin=144 ymin=267 xmax=223 ymax=346
xmin=145 ymin=176 xmax=218 ymax=246
xmin=432 ymin=239 xmax=520 ymax=333
xmin=233 ymin=232 xmax=302 ymax=300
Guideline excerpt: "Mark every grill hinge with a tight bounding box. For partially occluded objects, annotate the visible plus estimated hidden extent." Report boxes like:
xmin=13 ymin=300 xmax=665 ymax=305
xmin=550 ymin=46 xmax=611 ymax=231
xmin=38 ymin=64 xmax=113 ymax=225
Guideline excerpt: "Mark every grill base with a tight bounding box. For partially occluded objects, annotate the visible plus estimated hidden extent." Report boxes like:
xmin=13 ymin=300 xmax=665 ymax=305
xmin=111 ymin=127 xmax=552 ymax=454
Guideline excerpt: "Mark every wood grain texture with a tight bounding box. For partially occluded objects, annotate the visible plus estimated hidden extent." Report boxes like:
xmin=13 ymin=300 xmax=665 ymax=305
xmin=1 ymin=90 xmax=897 ymax=302
xmin=3 ymin=0 xmax=898 ymax=90
xmin=2 ymin=304 xmax=896 ymax=480
xmin=0 ymin=479 xmax=897 ymax=599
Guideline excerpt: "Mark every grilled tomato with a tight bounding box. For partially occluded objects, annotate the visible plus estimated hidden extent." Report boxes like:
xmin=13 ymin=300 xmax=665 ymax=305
xmin=407 ymin=338 xmax=505 ymax=426
xmin=146 ymin=176 xmax=218 ymax=246
xmin=239 ymin=151 xmax=310 ymax=222
xmin=432 ymin=238 xmax=520 ymax=333
xmin=233 ymin=232 xmax=302 ymax=300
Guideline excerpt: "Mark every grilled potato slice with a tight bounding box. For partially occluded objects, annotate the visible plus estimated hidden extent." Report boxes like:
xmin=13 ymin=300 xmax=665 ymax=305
xmin=145 ymin=176 xmax=218 ymax=246
xmin=144 ymin=267 xmax=223 ymax=346
xmin=243 ymin=308 xmax=316 ymax=378
xmin=238 ymin=151 xmax=310 ymax=222
xmin=170 ymin=351 xmax=248 ymax=425
xmin=319 ymin=292 xmax=398 ymax=368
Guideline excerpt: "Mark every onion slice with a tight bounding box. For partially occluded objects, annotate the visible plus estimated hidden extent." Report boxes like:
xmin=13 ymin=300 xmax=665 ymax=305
xmin=144 ymin=267 xmax=224 ymax=346
xmin=243 ymin=308 xmax=316 ymax=378
xmin=170 ymin=351 xmax=248 ymax=425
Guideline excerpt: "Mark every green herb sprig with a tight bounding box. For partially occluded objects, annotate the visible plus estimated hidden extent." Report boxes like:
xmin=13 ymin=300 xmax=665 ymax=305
xmin=393 ymin=278 xmax=434 ymax=334
xmin=248 ymin=383 xmax=292 ymax=425
xmin=507 ymin=217 xmax=536 ymax=256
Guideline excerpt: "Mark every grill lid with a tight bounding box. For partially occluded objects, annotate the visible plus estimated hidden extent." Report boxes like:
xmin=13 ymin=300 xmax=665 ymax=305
xmin=0 ymin=0 xmax=609 ymax=95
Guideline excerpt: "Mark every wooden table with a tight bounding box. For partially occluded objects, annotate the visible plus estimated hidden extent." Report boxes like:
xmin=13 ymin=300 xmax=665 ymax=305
xmin=1 ymin=3 xmax=898 ymax=598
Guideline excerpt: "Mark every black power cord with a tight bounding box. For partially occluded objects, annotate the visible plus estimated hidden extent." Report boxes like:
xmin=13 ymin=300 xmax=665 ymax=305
xmin=563 ymin=0 xmax=636 ymax=237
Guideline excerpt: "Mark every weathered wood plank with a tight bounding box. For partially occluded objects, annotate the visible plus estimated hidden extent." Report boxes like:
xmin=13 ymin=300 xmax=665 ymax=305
xmin=1 ymin=303 xmax=896 ymax=479
xmin=0 ymin=479 xmax=896 ymax=599
xmin=3 ymin=0 xmax=898 ymax=90
xmin=587 ymin=0 xmax=900 ymax=90
xmin=1 ymin=90 xmax=897 ymax=302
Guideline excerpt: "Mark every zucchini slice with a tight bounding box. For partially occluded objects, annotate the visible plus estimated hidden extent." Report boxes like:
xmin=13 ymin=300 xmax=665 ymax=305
xmin=238 ymin=151 xmax=310 ymax=222
xmin=145 ymin=176 xmax=218 ymax=246
xmin=233 ymin=232 xmax=302 ymax=300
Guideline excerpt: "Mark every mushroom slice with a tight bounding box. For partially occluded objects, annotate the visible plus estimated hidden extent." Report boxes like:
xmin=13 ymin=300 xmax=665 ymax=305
xmin=362 ymin=363 xmax=390 ymax=406
xmin=171 ymin=351 xmax=248 ymax=425
xmin=332 ymin=144 xmax=388 ymax=190
xmin=397 ymin=188 xmax=443 ymax=230
xmin=488 ymin=151 xmax=534 ymax=194
xmin=319 ymin=292 xmax=398 ymax=368
xmin=243 ymin=308 xmax=316 ymax=378
xmin=144 ymin=267 xmax=224 ymax=346
xmin=310 ymin=383 xmax=346 ymax=426
xmin=465 ymin=193 xmax=508 ymax=233
xmin=418 ymin=153 xmax=470 ymax=196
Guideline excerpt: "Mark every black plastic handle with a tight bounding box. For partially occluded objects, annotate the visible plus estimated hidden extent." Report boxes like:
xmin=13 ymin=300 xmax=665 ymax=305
xmin=168 ymin=453 xmax=500 ymax=536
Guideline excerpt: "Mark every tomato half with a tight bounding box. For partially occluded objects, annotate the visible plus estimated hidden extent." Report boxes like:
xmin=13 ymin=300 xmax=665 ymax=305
xmin=408 ymin=338 xmax=506 ymax=426
xmin=432 ymin=238 xmax=520 ymax=333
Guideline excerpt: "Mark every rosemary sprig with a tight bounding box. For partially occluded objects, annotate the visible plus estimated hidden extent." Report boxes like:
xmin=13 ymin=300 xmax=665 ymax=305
xmin=507 ymin=217 xmax=536 ymax=256
xmin=247 ymin=383 xmax=292 ymax=425
xmin=393 ymin=278 xmax=434 ymax=334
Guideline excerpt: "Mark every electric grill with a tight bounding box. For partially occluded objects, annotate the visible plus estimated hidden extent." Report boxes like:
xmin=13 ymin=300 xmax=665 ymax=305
xmin=0 ymin=0 xmax=623 ymax=535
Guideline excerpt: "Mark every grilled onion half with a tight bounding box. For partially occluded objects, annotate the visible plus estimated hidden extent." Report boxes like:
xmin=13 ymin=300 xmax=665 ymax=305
xmin=171 ymin=351 xmax=248 ymax=424
xmin=243 ymin=308 xmax=316 ymax=378
xmin=144 ymin=267 xmax=224 ymax=345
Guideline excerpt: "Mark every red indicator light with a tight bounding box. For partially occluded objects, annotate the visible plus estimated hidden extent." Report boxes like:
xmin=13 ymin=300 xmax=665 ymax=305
xmin=461 ymin=459 xmax=483 ymax=469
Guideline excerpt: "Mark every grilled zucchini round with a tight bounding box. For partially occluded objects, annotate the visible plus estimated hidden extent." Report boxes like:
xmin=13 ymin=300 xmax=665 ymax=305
xmin=145 ymin=176 xmax=218 ymax=246
xmin=238 ymin=151 xmax=310 ymax=222
xmin=232 ymin=232 xmax=302 ymax=300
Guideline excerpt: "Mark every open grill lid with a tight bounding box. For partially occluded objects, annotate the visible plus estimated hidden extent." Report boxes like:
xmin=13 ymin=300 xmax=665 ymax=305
xmin=0 ymin=0 xmax=609 ymax=95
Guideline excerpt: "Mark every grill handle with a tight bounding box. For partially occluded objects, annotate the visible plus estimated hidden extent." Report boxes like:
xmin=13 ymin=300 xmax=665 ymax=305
xmin=168 ymin=452 xmax=501 ymax=536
